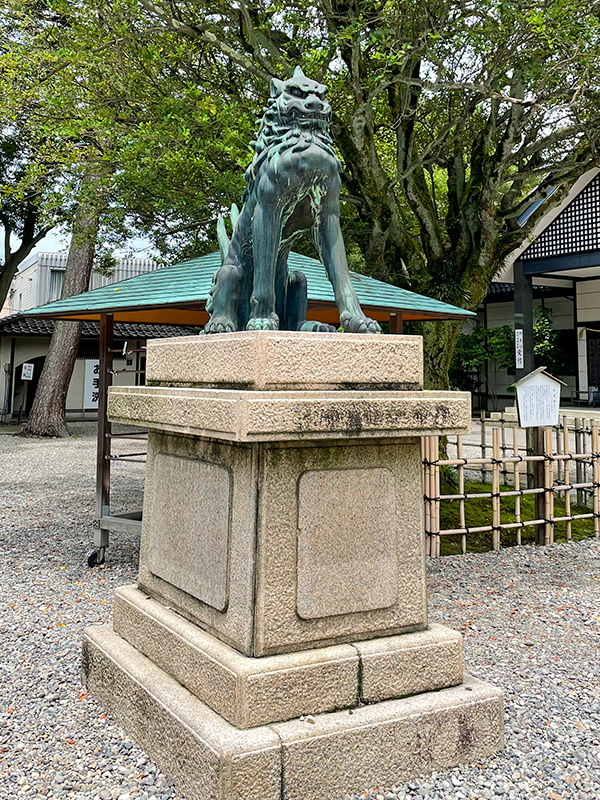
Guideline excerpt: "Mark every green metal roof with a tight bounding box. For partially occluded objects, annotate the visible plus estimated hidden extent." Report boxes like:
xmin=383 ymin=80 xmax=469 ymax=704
xmin=23 ymin=251 xmax=473 ymax=323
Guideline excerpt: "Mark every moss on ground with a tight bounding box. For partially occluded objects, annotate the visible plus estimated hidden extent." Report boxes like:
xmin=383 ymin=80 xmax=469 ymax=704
xmin=438 ymin=479 xmax=597 ymax=556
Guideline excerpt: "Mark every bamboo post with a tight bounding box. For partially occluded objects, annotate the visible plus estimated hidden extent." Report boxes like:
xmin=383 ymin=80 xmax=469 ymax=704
xmin=575 ymin=418 xmax=584 ymax=506
xmin=501 ymin=421 xmax=507 ymax=485
xmin=427 ymin=436 xmax=434 ymax=556
xmin=556 ymin=419 xmax=563 ymax=484
xmin=492 ymin=427 xmax=501 ymax=551
xmin=544 ymin=426 xmax=554 ymax=545
xmin=457 ymin=434 xmax=466 ymax=554
xmin=433 ymin=435 xmax=441 ymax=557
xmin=480 ymin=410 xmax=487 ymax=483
xmin=563 ymin=422 xmax=571 ymax=541
xmin=423 ymin=437 xmax=430 ymax=555
xmin=513 ymin=426 xmax=522 ymax=546
xmin=584 ymin=419 xmax=590 ymax=507
xmin=593 ymin=425 xmax=600 ymax=539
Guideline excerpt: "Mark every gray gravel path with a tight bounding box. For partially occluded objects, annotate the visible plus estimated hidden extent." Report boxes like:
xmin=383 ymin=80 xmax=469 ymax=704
xmin=0 ymin=424 xmax=598 ymax=800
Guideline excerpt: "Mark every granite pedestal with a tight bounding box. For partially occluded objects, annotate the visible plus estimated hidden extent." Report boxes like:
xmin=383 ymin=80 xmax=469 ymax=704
xmin=82 ymin=331 xmax=504 ymax=800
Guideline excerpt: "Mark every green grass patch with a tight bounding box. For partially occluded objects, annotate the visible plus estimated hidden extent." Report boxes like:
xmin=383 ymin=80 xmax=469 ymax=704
xmin=439 ymin=478 xmax=596 ymax=556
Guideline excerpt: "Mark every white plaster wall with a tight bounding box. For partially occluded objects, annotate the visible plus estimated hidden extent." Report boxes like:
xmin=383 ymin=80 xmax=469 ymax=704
xmin=4 ymin=336 xmax=143 ymax=417
xmin=65 ymin=359 xmax=86 ymax=410
xmin=485 ymin=297 xmax=573 ymax=330
xmin=11 ymin=338 xmax=50 ymax=414
xmin=6 ymin=264 xmax=39 ymax=315
xmin=576 ymin=280 xmax=600 ymax=324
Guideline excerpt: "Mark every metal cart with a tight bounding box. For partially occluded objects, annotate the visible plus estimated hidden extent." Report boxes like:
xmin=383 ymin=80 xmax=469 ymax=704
xmin=88 ymin=313 xmax=147 ymax=566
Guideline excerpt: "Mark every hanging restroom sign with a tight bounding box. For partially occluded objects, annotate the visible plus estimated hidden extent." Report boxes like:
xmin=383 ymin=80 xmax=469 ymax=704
xmin=512 ymin=367 xmax=566 ymax=428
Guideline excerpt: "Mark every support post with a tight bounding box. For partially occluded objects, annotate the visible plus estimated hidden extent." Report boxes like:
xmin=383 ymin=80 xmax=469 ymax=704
xmin=389 ymin=313 xmax=403 ymax=334
xmin=514 ymin=260 xmax=534 ymax=380
xmin=95 ymin=313 xmax=114 ymax=549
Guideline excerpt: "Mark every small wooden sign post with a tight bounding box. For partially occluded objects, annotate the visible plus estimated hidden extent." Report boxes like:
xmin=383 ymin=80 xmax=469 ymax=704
xmin=513 ymin=368 xmax=566 ymax=543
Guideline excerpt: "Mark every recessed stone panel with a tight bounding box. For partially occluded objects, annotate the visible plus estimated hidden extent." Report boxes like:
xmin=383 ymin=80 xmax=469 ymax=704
xmin=297 ymin=468 xmax=397 ymax=619
xmin=147 ymin=453 xmax=231 ymax=611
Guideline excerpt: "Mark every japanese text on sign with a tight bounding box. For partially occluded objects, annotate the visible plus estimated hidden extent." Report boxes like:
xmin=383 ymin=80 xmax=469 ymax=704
xmin=516 ymin=375 xmax=561 ymax=427
xmin=21 ymin=363 xmax=34 ymax=381
xmin=515 ymin=328 xmax=524 ymax=370
xmin=84 ymin=359 xmax=100 ymax=409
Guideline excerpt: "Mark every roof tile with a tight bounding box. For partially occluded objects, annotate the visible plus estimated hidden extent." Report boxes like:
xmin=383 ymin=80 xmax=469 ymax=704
xmin=22 ymin=251 xmax=473 ymax=319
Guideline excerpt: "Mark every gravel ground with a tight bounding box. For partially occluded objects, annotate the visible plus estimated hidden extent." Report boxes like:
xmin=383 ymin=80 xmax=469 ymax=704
xmin=0 ymin=423 xmax=599 ymax=800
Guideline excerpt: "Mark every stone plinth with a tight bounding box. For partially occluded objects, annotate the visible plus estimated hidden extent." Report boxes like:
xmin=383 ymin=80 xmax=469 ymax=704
xmin=83 ymin=332 xmax=504 ymax=800
xmin=145 ymin=330 xmax=424 ymax=390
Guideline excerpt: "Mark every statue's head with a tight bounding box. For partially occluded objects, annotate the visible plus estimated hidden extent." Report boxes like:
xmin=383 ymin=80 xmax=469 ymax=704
xmin=268 ymin=66 xmax=332 ymax=131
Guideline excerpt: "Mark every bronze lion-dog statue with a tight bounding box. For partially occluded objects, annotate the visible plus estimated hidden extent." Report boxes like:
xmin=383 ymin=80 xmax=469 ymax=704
xmin=204 ymin=66 xmax=381 ymax=334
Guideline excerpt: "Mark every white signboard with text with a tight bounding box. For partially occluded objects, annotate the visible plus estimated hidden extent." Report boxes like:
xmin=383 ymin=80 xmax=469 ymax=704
xmin=516 ymin=370 xmax=562 ymax=428
xmin=21 ymin=363 xmax=34 ymax=381
xmin=84 ymin=359 xmax=100 ymax=409
xmin=515 ymin=328 xmax=524 ymax=370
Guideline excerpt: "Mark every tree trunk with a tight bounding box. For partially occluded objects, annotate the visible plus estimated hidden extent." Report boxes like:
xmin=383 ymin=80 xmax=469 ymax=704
xmin=0 ymin=259 xmax=18 ymax=312
xmin=21 ymin=200 xmax=101 ymax=437
xmin=422 ymin=318 xmax=463 ymax=390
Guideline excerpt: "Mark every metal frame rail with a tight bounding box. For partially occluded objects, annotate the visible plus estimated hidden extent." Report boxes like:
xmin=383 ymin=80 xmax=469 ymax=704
xmin=88 ymin=313 xmax=146 ymax=566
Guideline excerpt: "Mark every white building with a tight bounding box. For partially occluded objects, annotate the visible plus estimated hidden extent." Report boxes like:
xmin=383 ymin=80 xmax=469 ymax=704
xmin=0 ymin=253 xmax=193 ymax=422
xmin=468 ymin=169 xmax=600 ymax=411
xmin=1 ymin=252 xmax=159 ymax=318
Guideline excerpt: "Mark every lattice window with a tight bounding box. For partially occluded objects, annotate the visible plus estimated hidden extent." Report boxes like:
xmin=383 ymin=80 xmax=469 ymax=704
xmin=523 ymin=174 xmax=600 ymax=260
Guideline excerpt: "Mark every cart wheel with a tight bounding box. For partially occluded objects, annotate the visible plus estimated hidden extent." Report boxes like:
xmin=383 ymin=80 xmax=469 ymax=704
xmin=87 ymin=548 xmax=106 ymax=568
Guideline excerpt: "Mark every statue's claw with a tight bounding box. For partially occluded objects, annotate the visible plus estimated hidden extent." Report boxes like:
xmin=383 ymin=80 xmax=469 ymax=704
xmin=299 ymin=321 xmax=337 ymax=333
xmin=246 ymin=314 xmax=280 ymax=331
xmin=204 ymin=316 xmax=236 ymax=334
xmin=340 ymin=313 xmax=382 ymax=334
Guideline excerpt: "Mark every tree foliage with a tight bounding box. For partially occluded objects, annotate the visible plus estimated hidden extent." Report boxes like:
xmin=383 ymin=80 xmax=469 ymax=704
xmin=0 ymin=0 xmax=257 ymax=270
xmin=128 ymin=0 xmax=600 ymax=385
xmin=3 ymin=0 xmax=600 ymax=389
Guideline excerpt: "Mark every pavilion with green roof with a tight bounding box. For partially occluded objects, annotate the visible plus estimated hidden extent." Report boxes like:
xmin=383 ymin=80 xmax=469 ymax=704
xmin=23 ymin=251 xmax=473 ymax=328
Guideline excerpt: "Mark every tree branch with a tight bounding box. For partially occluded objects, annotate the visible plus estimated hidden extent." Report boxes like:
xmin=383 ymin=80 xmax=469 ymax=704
xmin=136 ymin=0 xmax=272 ymax=81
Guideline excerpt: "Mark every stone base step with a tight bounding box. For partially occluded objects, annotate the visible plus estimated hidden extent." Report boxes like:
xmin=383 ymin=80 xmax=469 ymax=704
xmin=113 ymin=584 xmax=464 ymax=728
xmin=82 ymin=623 xmax=504 ymax=800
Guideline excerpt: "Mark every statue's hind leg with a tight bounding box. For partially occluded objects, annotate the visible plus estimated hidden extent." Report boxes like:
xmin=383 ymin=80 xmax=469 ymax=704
xmin=204 ymin=263 xmax=242 ymax=333
xmin=205 ymin=200 xmax=255 ymax=334
xmin=283 ymin=269 xmax=308 ymax=331
xmin=284 ymin=269 xmax=336 ymax=332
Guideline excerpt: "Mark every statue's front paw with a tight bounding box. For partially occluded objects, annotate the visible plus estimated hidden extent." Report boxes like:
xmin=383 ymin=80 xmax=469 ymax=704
xmin=246 ymin=314 xmax=279 ymax=331
xmin=204 ymin=316 xmax=236 ymax=334
xmin=299 ymin=320 xmax=337 ymax=333
xmin=340 ymin=313 xmax=382 ymax=334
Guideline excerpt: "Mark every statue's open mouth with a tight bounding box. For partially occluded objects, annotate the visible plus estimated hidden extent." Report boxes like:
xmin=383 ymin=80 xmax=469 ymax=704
xmin=285 ymin=108 xmax=331 ymax=122
xmin=282 ymin=110 xmax=331 ymax=124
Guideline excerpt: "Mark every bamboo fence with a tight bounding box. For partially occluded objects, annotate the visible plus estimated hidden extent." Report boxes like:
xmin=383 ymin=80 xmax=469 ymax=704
xmin=423 ymin=416 xmax=600 ymax=557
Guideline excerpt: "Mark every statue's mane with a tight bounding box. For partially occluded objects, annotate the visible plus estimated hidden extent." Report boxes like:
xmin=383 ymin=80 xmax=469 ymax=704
xmin=243 ymin=90 xmax=338 ymax=194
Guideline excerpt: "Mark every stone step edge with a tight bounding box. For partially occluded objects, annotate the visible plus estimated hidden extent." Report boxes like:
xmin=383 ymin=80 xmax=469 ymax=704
xmin=82 ymin=623 xmax=505 ymax=800
xmin=112 ymin=584 xmax=464 ymax=728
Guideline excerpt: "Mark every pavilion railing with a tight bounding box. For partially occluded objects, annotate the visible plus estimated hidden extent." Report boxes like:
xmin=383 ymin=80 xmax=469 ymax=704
xmin=423 ymin=415 xmax=600 ymax=557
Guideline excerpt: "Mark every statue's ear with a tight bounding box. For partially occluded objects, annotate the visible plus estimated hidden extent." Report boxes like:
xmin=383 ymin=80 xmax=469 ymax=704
xmin=270 ymin=78 xmax=284 ymax=97
xmin=293 ymin=65 xmax=306 ymax=80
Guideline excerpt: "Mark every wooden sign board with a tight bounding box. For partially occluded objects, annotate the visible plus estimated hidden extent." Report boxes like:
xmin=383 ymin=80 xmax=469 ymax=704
xmin=514 ymin=368 xmax=565 ymax=428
